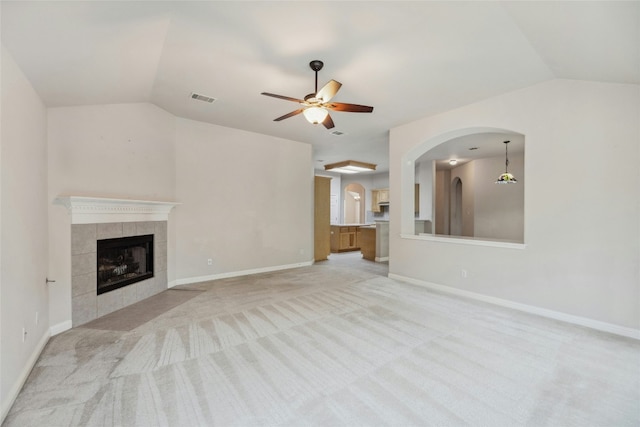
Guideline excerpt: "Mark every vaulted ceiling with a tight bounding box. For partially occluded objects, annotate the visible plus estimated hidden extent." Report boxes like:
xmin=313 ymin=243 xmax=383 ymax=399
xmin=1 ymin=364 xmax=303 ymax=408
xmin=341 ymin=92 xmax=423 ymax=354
xmin=2 ymin=1 xmax=638 ymax=172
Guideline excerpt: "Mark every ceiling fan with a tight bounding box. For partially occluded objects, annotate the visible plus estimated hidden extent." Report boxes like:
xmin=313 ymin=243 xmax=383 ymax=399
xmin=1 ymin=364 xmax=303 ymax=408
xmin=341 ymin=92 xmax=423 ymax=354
xmin=261 ymin=60 xmax=374 ymax=129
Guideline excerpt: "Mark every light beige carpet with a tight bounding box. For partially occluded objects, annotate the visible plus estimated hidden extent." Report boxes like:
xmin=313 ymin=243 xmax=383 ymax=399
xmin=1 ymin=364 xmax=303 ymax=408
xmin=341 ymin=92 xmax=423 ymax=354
xmin=4 ymin=253 xmax=639 ymax=426
xmin=80 ymin=289 xmax=204 ymax=332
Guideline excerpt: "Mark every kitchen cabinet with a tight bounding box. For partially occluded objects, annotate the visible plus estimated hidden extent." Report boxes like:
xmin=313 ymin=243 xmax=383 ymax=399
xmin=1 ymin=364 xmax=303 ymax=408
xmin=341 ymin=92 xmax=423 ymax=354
xmin=371 ymin=186 xmax=418 ymax=214
xmin=359 ymin=222 xmax=389 ymax=262
xmin=330 ymin=225 xmax=360 ymax=252
xmin=371 ymin=188 xmax=389 ymax=213
xmin=360 ymin=226 xmax=376 ymax=261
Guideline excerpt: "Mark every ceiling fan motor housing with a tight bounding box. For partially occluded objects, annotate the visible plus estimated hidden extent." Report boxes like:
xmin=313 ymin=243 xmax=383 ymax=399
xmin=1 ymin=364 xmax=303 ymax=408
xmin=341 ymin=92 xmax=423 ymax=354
xmin=304 ymin=94 xmax=320 ymax=103
xmin=309 ymin=60 xmax=324 ymax=72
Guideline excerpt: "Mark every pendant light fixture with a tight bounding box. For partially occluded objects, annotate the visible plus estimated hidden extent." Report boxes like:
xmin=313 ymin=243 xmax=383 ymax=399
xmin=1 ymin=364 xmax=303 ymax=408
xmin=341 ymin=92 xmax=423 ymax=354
xmin=495 ymin=140 xmax=517 ymax=184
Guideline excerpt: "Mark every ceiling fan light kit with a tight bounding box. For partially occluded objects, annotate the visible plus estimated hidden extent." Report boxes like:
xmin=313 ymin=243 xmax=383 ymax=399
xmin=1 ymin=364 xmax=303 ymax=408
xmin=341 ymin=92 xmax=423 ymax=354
xmin=261 ymin=60 xmax=373 ymax=129
xmin=302 ymin=106 xmax=329 ymax=124
xmin=324 ymin=160 xmax=376 ymax=174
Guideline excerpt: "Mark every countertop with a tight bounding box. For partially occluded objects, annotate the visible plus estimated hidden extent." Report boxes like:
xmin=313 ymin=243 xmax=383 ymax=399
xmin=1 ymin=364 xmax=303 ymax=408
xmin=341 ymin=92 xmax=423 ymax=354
xmin=330 ymin=223 xmax=375 ymax=227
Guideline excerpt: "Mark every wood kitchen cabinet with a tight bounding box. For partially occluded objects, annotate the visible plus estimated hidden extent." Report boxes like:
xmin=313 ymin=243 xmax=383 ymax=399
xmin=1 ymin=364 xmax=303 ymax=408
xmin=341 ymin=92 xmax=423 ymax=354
xmin=360 ymin=222 xmax=389 ymax=262
xmin=330 ymin=225 xmax=360 ymax=252
xmin=314 ymin=176 xmax=331 ymax=261
xmin=371 ymin=188 xmax=389 ymax=213
xmin=360 ymin=226 xmax=376 ymax=261
xmin=371 ymin=187 xmax=418 ymax=214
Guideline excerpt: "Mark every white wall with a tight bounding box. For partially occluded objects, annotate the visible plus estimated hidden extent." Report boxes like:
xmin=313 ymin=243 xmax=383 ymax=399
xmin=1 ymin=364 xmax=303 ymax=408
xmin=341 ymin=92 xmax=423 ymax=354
xmin=47 ymin=103 xmax=177 ymax=329
xmin=473 ymin=153 xmax=524 ymax=241
xmin=415 ymin=160 xmax=433 ymax=220
xmin=450 ymin=160 xmax=475 ymax=237
xmin=174 ymin=118 xmax=313 ymax=281
xmin=390 ymin=79 xmax=640 ymax=332
xmin=435 ymin=170 xmax=450 ymax=234
xmin=432 ymin=153 xmax=524 ymax=240
xmin=1 ymin=45 xmax=49 ymax=420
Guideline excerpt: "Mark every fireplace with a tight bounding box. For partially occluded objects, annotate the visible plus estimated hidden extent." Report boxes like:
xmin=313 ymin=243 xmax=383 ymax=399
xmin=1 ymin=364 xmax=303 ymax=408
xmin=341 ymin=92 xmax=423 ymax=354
xmin=56 ymin=197 xmax=178 ymax=329
xmin=97 ymin=234 xmax=154 ymax=295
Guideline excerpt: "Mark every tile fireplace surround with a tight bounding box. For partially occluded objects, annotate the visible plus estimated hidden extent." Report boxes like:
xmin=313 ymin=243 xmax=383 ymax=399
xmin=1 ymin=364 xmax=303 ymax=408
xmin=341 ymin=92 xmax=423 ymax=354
xmin=56 ymin=197 xmax=178 ymax=327
xmin=71 ymin=221 xmax=167 ymax=326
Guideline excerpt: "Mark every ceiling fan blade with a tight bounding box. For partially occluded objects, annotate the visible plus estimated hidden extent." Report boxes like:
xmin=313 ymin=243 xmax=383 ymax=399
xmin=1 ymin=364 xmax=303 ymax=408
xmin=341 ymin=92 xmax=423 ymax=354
xmin=326 ymin=102 xmax=374 ymax=113
xmin=274 ymin=109 xmax=304 ymax=121
xmin=322 ymin=114 xmax=335 ymax=129
xmin=261 ymin=92 xmax=305 ymax=103
xmin=316 ymin=80 xmax=342 ymax=103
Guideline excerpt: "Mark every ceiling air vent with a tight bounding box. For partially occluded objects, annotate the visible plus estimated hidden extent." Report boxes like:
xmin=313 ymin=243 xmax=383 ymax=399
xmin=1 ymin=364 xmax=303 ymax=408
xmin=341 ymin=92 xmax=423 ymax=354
xmin=330 ymin=130 xmax=346 ymax=136
xmin=190 ymin=92 xmax=216 ymax=103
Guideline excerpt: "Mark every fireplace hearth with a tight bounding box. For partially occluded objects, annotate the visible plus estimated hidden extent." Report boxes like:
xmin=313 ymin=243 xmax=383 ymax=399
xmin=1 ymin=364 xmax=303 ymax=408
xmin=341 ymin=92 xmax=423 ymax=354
xmin=97 ymin=234 xmax=154 ymax=295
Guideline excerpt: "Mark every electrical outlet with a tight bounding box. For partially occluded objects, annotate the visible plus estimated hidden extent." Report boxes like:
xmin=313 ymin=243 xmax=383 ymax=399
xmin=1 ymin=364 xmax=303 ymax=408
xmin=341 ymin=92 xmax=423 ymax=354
xmin=207 ymin=258 xmax=213 ymax=266
xmin=461 ymin=269 xmax=468 ymax=278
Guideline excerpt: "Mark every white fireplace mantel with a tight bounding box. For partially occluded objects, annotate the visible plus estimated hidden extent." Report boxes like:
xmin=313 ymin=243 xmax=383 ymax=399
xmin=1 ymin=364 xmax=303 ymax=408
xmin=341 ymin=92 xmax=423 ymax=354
xmin=54 ymin=196 xmax=180 ymax=224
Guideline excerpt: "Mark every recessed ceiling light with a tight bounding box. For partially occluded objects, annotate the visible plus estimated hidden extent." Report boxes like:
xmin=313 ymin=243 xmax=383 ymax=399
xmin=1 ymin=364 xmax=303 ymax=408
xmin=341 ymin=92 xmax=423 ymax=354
xmin=324 ymin=160 xmax=376 ymax=174
xmin=449 ymin=159 xmax=458 ymax=166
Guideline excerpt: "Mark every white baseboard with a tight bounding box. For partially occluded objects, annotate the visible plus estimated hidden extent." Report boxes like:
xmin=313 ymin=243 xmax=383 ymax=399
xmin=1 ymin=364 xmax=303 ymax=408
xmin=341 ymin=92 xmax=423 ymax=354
xmin=174 ymin=260 xmax=314 ymax=287
xmin=389 ymin=273 xmax=640 ymax=340
xmin=375 ymin=256 xmax=389 ymax=262
xmin=49 ymin=320 xmax=72 ymax=336
xmin=1 ymin=329 xmax=50 ymax=423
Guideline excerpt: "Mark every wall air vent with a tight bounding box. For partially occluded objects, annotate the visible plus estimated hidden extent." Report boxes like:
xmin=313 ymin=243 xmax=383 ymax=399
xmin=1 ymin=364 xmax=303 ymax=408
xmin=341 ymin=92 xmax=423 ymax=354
xmin=190 ymin=92 xmax=216 ymax=103
xmin=330 ymin=130 xmax=346 ymax=136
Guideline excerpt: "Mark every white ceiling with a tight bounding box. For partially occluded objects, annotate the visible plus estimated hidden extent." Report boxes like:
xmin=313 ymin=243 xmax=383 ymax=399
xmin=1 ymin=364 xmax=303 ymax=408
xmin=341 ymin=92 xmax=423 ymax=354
xmin=2 ymin=1 xmax=638 ymax=173
xmin=417 ymin=132 xmax=525 ymax=171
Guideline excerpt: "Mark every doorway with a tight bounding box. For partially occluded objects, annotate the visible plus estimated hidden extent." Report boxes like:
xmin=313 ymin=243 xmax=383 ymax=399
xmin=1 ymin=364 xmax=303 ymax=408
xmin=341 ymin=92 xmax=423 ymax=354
xmin=344 ymin=183 xmax=365 ymax=224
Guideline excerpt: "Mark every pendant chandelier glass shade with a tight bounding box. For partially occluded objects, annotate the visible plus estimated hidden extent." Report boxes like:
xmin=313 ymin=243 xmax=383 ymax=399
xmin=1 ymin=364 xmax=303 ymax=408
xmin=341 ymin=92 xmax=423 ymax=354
xmin=496 ymin=140 xmax=517 ymax=184
xmin=303 ymin=106 xmax=328 ymax=124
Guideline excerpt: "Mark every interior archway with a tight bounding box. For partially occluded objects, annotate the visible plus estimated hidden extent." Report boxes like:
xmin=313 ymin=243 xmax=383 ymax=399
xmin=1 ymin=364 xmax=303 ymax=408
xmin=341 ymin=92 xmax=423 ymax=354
xmin=344 ymin=183 xmax=365 ymax=224
xmin=401 ymin=127 xmax=524 ymax=244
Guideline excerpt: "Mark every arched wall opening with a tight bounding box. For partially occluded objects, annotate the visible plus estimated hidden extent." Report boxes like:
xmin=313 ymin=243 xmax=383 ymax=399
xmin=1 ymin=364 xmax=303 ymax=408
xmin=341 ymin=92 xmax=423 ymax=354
xmin=344 ymin=183 xmax=365 ymax=225
xmin=401 ymin=126 xmax=525 ymax=245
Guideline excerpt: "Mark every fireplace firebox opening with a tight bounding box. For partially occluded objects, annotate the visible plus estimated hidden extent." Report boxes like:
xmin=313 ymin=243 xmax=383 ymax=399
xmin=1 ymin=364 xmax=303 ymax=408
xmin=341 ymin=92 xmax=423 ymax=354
xmin=97 ymin=234 xmax=154 ymax=295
